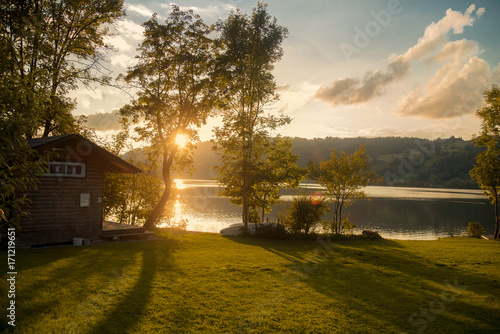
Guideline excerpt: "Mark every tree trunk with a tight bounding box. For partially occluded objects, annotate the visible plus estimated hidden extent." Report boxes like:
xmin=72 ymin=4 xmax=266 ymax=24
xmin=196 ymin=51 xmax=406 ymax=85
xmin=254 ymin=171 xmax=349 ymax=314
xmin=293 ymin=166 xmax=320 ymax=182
xmin=495 ymin=194 xmax=499 ymax=239
xmin=143 ymin=149 xmax=175 ymax=230
xmin=242 ymin=139 xmax=249 ymax=230
xmin=42 ymin=118 xmax=51 ymax=137
xmin=242 ymin=165 xmax=248 ymax=230
xmin=339 ymin=198 xmax=344 ymax=234
xmin=333 ymin=200 xmax=340 ymax=234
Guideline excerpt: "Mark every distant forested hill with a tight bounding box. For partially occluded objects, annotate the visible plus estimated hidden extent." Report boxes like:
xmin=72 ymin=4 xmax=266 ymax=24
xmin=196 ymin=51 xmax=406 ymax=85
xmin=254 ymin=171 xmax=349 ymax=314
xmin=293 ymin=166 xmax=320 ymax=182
xmin=173 ymin=136 xmax=483 ymax=189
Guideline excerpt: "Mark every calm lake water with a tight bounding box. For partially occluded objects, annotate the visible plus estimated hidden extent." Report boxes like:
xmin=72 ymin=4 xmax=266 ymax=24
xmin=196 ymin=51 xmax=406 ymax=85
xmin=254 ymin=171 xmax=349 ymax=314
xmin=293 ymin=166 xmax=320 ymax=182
xmin=171 ymin=179 xmax=495 ymax=240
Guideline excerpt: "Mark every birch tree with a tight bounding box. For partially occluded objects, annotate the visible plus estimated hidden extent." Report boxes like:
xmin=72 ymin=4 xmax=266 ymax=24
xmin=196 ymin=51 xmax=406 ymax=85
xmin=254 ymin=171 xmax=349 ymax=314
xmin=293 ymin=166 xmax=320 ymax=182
xmin=212 ymin=3 xmax=289 ymax=230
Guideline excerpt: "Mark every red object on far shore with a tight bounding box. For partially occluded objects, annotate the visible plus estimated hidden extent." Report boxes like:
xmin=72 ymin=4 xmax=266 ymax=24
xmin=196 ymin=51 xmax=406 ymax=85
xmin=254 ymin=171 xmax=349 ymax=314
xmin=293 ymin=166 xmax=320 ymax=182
xmin=311 ymin=191 xmax=323 ymax=205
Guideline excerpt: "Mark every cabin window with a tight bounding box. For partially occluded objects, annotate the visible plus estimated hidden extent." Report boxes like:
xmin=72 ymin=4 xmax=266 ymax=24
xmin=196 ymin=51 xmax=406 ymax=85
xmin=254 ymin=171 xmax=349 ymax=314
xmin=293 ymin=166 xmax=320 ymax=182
xmin=46 ymin=162 xmax=86 ymax=178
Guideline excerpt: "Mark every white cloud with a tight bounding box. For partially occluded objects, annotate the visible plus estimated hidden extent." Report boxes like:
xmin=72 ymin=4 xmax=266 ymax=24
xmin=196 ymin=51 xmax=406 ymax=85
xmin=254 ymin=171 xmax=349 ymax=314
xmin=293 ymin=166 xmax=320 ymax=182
xmin=107 ymin=35 xmax=133 ymax=52
xmin=476 ymin=7 xmax=486 ymax=18
xmin=127 ymin=4 xmax=155 ymax=18
xmin=397 ymin=56 xmax=491 ymax=118
xmin=492 ymin=63 xmax=500 ymax=83
xmin=116 ymin=19 xmax=145 ymax=40
xmin=425 ymin=39 xmax=479 ymax=63
xmin=104 ymin=19 xmax=144 ymax=67
xmin=274 ymin=82 xmax=319 ymax=113
xmin=401 ymin=5 xmax=482 ymax=62
xmin=315 ymin=5 xmax=491 ymax=119
xmin=110 ymin=53 xmax=138 ymax=68
xmin=105 ymin=19 xmax=144 ymax=47
xmin=161 ymin=2 xmax=236 ymax=19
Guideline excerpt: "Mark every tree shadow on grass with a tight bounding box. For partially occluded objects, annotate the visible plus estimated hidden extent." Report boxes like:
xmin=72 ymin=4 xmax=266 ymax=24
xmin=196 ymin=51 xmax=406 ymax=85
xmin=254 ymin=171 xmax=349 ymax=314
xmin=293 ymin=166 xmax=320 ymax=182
xmin=85 ymin=239 xmax=179 ymax=334
xmin=2 ymin=238 xmax=180 ymax=334
xmin=224 ymin=235 xmax=500 ymax=333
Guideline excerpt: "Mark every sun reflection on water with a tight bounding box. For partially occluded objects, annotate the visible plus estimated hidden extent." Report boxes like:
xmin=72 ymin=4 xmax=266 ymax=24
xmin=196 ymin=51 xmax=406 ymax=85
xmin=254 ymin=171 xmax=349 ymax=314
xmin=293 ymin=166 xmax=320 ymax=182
xmin=174 ymin=179 xmax=187 ymax=190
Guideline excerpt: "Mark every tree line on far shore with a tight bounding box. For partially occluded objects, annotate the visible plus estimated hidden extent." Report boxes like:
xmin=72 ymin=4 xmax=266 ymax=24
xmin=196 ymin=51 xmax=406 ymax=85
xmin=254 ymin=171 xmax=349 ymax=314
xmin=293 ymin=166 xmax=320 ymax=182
xmin=172 ymin=135 xmax=483 ymax=189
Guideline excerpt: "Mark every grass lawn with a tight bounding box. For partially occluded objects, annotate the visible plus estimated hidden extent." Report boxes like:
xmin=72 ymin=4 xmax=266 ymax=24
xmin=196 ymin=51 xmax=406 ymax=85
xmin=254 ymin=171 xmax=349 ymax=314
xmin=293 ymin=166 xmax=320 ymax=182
xmin=1 ymin=232 xmax=499 ymax=333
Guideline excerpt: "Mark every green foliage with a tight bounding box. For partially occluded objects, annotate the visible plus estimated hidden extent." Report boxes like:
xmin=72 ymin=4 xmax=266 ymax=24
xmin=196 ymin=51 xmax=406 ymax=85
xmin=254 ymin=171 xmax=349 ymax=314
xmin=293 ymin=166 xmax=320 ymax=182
xmin=0 ymin=0 xmax=125 ymax=137
xmin=212 ymin=3 xmax=290 ymax=229
xmin=250 ymin=137 xmax=305 ymax=222
xmin=120 ymin=5 xmax=217 ymax=228
xmin=324 ymin=218 xmax=357 ymax=236
xmin=310 ymin=145 xmax=380 ymax=235
xmin=467 ymin=222 xmax=485 ymax=238
xmin=0 ymin=132 xmax=47 ymax=230
xmin=103 ymin=147 xmax=164 ymax=226
xmin=285 ymin=194 xmax=328 ymax=234
xmin=0 ymin=0 xmax=124 ymax=227
xmin=253 ymin=137 xmax=305 ymax=216
xmin=470 ymin=85 xmax=500 ymax=239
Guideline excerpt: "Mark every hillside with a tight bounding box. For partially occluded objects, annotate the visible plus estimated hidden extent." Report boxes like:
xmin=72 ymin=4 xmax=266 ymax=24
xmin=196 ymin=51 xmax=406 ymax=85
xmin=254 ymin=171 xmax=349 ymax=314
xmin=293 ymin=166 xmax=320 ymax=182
xmin=174 ymin=136 xmax=482 ymax=189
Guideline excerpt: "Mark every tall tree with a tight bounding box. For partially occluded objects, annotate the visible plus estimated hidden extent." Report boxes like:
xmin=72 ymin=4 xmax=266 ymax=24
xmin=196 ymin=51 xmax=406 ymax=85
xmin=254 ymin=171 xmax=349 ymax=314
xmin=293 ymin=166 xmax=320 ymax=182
xmin=120 ymin=6 xmax=216 ymax=229
xmin=309 ymin=145 xmax=379 ymax=234
xmin=0 ymin=0 xmax=124 ymax=138
xmin=470 ymin=85 xmax=500 ymax=239
xmin=0 ymin=0 xmax=123 ymax=229
xmin=213 ymin=3 xmax=289 ymax=230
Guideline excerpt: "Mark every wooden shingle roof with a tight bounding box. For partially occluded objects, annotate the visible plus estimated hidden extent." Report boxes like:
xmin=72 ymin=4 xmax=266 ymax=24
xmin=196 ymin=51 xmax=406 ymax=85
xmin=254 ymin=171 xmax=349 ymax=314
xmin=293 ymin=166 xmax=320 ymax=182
xmin=28 ymin=134 xmax=142 ymax=174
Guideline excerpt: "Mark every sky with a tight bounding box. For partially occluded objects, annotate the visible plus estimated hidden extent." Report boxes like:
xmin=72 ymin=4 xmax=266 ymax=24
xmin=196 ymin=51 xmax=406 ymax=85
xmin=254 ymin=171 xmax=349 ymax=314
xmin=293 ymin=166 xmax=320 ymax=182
xmin=71 ymin=0 xmax=500 ymax=142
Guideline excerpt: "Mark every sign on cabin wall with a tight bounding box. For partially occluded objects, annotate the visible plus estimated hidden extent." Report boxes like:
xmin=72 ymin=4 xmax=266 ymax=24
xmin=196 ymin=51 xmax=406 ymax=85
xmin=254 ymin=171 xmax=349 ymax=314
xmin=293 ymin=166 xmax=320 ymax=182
xmin=80 ymin=193 xmax=90 ymax=207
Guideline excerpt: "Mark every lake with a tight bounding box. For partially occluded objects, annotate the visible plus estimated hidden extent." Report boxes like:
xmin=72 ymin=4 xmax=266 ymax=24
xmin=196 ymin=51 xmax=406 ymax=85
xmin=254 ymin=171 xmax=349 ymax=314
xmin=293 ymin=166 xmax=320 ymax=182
xmin=170 ymin=179 xmax=495 ymax=240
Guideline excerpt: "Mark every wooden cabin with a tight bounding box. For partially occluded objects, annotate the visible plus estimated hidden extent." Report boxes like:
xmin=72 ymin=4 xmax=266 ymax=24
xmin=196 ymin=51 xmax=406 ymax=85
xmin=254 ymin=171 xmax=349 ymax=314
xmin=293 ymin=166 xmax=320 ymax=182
xmin=16 ymin=134 xmax=141 ymax=247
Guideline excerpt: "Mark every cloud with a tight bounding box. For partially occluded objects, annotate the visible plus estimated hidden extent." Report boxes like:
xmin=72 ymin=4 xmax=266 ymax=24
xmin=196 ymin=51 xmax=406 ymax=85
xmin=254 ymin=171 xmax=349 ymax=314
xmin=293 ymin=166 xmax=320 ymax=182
xmin=109 ymin=54 xmax=138 ymax=68
xmin=84 ymin=110 xmax=122 ymax=131
xmin=276 ymin=84 xmax=292 ymax=92
xmin=401 ymin=5 xmax=482 ymax=62
xmin=493 ymin=63 xmax=500 ymax=83
xmin=161 ymin=2 xmax=235 ymax=19
xmin=104 ymin=19 xmax=144 ymax=68
xmin=273 ymin=82 xmax=319 ymax=113
xmin=115 ymin=19 xmax=145 ymax=40
xmin=107 ymin=19 xmax=144 ymax=50
xmin=393 ymin=6 xmax=493 ymax=119
xmin=397 ymin=56 xmax=491 ymax=118
xmin=126 ymin=4 xmax=155 ymax=18
xmin=476 ymin=7 xmax=486 ymax=18
xmin=316 ymin=5 xmax=485 ymax=110
xmin=424 ymin=39 xmax=479 ymax=63
xmin=315 ymin=57 xmax=410 ymax=106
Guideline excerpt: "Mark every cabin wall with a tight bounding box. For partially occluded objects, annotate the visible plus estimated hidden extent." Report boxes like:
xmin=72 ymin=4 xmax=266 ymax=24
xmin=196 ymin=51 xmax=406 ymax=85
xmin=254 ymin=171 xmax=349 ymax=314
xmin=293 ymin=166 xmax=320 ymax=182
xmin=16 ymin=160 xmax=104 ymax=247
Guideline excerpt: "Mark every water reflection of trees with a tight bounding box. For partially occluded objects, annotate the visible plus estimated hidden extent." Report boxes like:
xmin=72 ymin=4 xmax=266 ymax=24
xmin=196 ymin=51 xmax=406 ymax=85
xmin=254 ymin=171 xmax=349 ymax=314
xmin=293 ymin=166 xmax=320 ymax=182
xmin=175 ymin=181 xmax=494 ymax=237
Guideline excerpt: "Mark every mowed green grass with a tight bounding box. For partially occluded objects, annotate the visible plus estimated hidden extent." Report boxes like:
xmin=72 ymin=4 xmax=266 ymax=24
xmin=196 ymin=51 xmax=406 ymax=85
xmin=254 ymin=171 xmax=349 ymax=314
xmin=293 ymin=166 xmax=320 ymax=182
xmin=1 ymin=232 xmax=499 ymax=333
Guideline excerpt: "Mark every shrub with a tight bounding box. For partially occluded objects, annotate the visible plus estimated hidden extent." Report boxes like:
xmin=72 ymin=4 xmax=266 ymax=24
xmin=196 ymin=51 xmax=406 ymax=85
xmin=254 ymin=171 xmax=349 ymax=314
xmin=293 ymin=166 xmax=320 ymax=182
xmin=467 ymin=222 xmax=484 ymax=238
xmin=253 ymin=222 xmax=287 ymax=238
xmin=286 ymin=194 xmax=328 ymax=234
xmin=362 ymin=230 xmax=382 ymax=239
xmin=323 ymin=217 xmax=357 ymax=235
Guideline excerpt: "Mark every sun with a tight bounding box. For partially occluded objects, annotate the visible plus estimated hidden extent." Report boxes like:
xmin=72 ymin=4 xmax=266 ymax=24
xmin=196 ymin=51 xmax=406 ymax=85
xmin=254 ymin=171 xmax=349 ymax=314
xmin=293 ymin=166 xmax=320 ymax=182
xmin=175 ymin=134 xmax=189 ymax=148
